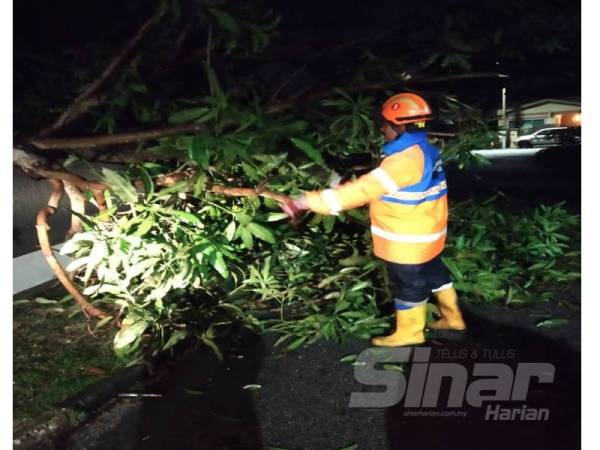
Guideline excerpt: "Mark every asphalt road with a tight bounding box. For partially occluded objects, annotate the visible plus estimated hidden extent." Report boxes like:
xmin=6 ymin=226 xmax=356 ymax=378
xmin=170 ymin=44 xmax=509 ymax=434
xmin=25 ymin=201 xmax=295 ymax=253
xmin=61 ymin=300 xmax=580 ymax=450
xmin=449 ymin=146 xmax=581 ymax=208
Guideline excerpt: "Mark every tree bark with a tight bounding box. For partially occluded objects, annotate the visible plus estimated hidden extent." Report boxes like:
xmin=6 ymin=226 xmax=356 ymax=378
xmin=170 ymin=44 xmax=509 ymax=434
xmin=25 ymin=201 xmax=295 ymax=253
xmin=155 ymin=169 xmax=291 ymax=203
xmin=209 ymin=185 xmax=290 ymax=204
xmin=36 ymin=181 xmax=108 ymax=319
xmin=63 ymin=181 xmax=85 ymax=240
xmin=27 ymin=122 xmax=210 ymax=150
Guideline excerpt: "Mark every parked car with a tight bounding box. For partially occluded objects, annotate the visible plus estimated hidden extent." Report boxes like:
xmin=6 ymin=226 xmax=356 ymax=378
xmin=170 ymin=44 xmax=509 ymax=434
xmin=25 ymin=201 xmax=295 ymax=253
xmin=515 ymin=127 xmax=580 ymax=148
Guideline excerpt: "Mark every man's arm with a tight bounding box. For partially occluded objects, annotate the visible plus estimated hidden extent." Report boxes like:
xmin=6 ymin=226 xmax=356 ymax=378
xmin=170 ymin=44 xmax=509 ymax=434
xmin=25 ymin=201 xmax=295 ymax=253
xmin=302 ymin=145 xmax=425 ymax=215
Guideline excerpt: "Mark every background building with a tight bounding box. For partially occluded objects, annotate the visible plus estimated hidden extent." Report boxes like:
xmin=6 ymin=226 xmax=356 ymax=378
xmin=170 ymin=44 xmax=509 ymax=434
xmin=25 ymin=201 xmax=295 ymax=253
xmin=497 ymin=98 xmax=581 ymax=146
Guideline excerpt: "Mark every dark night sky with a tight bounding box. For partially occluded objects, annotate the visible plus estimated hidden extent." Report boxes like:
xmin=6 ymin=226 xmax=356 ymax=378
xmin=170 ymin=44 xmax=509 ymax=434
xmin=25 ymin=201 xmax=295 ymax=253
xmin=14 ymin=0 xmax=581 ymax=111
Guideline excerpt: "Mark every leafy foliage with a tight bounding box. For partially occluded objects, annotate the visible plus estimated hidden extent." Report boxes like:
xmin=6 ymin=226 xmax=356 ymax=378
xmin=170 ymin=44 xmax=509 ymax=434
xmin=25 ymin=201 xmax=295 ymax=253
xmin=15 ymin=0 xmax=580 ymax=360
xmin=61 ymin=157 xmax=580 ymax=359
xmin=61 ymin=171 xmax=258 ymax=361
xmin=60 ymin=164 xmax=387 ymax=360
xmin=445 ymin=199 xmax=580 ymax=305
xmin=442 ymin=127 xmax=497 ymax=169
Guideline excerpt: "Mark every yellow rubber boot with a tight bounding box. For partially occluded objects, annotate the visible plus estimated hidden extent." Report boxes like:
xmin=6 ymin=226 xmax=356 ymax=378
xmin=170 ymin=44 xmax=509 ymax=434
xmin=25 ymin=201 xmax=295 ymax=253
xmin=371 ymin=303 xmax=426 ymax=347
xmin=429 ymin=287 xmax=466 ymax=331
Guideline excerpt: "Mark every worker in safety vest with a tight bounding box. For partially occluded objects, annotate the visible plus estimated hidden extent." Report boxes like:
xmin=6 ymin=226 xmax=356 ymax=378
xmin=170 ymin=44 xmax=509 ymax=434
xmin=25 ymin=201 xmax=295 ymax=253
xmin=280 ymin=93 xmax=466 ymax=346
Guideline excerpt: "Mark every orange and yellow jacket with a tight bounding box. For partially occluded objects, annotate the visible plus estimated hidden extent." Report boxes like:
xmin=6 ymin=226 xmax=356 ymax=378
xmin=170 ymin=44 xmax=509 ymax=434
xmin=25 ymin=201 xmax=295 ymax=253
xmin=304 ymin=131 xmax=448 ymax=265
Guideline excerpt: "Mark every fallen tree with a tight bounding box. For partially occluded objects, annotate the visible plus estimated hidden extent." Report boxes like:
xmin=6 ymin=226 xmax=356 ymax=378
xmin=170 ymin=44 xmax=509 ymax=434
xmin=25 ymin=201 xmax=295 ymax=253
xmin=14 ymin=0 xmax=580 ymax=361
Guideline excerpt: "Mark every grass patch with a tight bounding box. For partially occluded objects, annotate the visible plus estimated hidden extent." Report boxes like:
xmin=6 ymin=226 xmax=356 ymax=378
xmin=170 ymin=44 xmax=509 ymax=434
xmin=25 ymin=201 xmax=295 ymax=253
xmin=13 ymin=292 xmax=121 ymax=424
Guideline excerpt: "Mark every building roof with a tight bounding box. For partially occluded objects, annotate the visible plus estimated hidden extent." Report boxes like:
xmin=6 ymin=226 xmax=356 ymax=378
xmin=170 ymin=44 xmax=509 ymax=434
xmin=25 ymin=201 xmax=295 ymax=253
xmin=514 ymin=98 xmax=580 ymax=110
xmin=497 ymin=98 xmax=581 ymax=115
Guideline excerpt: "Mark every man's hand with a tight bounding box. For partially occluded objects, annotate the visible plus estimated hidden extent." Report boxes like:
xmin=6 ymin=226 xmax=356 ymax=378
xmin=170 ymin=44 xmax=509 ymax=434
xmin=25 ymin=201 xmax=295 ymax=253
xmin=280 ymin=196 xmax=308 ymax=224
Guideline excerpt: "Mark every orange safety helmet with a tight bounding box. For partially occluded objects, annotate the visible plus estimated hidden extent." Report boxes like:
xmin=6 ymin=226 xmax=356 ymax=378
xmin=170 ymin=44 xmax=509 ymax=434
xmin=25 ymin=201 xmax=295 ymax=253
xmin=381 ymin=93 xmax=432 ymax=126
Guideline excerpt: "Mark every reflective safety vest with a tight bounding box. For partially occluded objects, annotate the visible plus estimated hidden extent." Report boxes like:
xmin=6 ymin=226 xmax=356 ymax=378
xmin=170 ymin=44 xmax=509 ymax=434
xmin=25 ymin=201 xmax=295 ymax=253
xmin=304 ymin=131 xmax=448 ymax=264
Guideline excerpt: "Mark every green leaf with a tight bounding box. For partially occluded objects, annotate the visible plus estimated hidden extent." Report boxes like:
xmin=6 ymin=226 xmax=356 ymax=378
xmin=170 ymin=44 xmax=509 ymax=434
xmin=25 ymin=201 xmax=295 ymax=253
xmin=218 ymin=303 xmax=245 ymax=318
xmin=536 ymin=318 xmax=569 ymax=328
xmin=209 ymin=251 xmax=229 ymax=278
xmin=160 ymin=208 xmax=202 ymax=225
xmin=82 ymin=285 xmax=100 ymax=296
xmin=114 ymin=320 xmax=149 ymax=351
xmin=318 ymin=273 xmax=345 ymax=289
xmin=183 ymin=387 xmax=205 ymax=396
xmin=13 ymin=299 xmax=31 ymax=306
xmin=69 ymin=209 xmax=97 ymax=231
xmin=157 ymin=180 xmax=191 ymax=197
xmin=382 ymin=363 xmax=405 ymax=373
xmin=168 ymin=107 xmax=211 ymax=124
xmin=190 ymin=137 xmax=210 ymax=169
xmin=120 ymin=215 xmax=142 ymax=232
xmin=95 ymin=206 xmax=118 ymax=222
xmin=134 ymin=216 xmax=155 ymax=237
xmin=349 ymin=281 xmax=371 ymax=292
xmin=441 ymin=257 xmax=462 ymax=280
xmin=136 ymin=166 xmax=154 ymax=198
xmin=324 ymin=291 xmax=341 ymax=300
xmin=247 ymin=222 xmax=275 ymax=244
xmin=205 ymin=64 xmax=224 ymax=99
xmin=82 ymin=240 xmax=108 ymax=284
xmin=201 ymin=335 xmax=223 ymax=361
xmin=322 ymin=215 xmax=336 ymax=233
xmin=95 ymin=316 xmax=114 ymax=330
xmin=339 ymin=354 xmax=358 ymax=363
xmin=104 ymin=190 xmax=114 ymax=209
xmin=287 ymin=336 xmax=308 ymax=350
xmin=163 ymin=330 xmax=188 ymax=351
xmin=236 ymin=213 xmax=252 ymax=226
xmin=124 ymin=258 xmax=160 ymax=283
xmin=129 ymin=82 xmax=147 ymax=93
xmin=341 ymin=311 xmax=369 ymax=319
xmin=207 ymin=7 xmax=239 ymax=33
xmin=34 ymin=297 xmax=58 ymax=305
xmin=242 ymin=162 xmax=259 ymax=180
xmin=224 ymin=221 xmax=237 ymax=241
xmin=335 ymin=298 xmax=351 ymax=313
xmin=239 ymin=227 xmax=254 ymax=249
xmin=102 ymin=168 xmax=139 ymax=204
xmin=273 ymin=334 xmax=293 ymax=348
xmin=338 ymin=445 xmax=358 ymax=450
xmin=193 ymin=172 xmax=208 ymax=197
xmin=290 ymin=137 xmax=326 ymax=167
xmin=339 ymin=249 xmax=370 ymax=267
xmin=266 ymin=213 xmax=288 ymax=222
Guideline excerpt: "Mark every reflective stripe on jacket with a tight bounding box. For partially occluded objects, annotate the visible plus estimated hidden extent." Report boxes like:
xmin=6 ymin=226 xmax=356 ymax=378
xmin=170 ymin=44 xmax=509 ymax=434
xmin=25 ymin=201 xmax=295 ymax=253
xmin=304 ymin=131 xmax=447 ymax=264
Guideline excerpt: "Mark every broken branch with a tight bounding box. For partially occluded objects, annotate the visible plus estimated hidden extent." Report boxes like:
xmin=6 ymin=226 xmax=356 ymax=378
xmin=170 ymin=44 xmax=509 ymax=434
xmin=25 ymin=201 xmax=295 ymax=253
xmin=63 ymin=181 xmax=85 ymax=240
xmin=209 ymin=185 xmax=290 ymax=204
xmin=28 ymin=122 xmax=210 ymax=150
xmin=36 ymin=169 xmax=107 ymax=194
xmin=36 ymin=180 xmax=108 ymax=319
xmin=155 ymin=169 xmax=291 ymax=203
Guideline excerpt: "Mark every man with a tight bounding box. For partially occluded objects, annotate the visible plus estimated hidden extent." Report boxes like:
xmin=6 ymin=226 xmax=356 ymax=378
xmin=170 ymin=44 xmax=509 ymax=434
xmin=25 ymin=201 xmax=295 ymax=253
xmin=281 ymin=92 xmax=466 ymax=347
